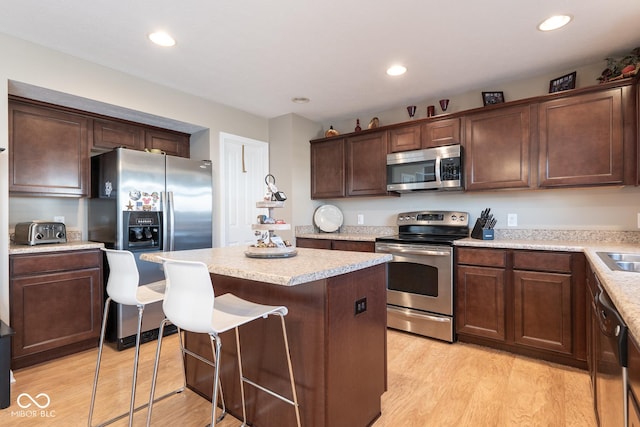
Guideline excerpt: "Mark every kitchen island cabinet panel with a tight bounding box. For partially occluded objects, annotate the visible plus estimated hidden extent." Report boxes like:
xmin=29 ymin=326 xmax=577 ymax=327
xmin=538 ymin=88 xmax=625 ymax=187
xmin=9 ymin=249 xmax=102 ymax=369
xmin=183 ymin=264 xmax=387 ymax=427
xmin=629 ymin=335 xmax=640 ymax=427
xmin=9 ymin=100 xmax=89 ymax=197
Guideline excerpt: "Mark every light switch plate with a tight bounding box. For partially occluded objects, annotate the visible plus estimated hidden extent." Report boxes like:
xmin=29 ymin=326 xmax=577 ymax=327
xmin=507 ymin=213 xmax=517 ymax=227
xmin=357 ymin=214 xmax=364 ymax=225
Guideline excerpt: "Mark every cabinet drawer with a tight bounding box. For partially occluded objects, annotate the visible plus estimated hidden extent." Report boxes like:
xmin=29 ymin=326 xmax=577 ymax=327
xmin=296 ymin=238 xmax=332 ymax=250
xmin=456 ymin=247 xmax=506 ymax=268
xmin=332 ymin=240 xmax=375 ymax=253
xmin=11 ymin=250 xmax=101 ymax=276
xmin=513 ymin=251 xmax=571 ymax=273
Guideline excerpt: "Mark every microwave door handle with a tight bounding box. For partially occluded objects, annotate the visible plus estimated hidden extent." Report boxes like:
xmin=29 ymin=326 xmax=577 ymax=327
xmin=435 ymin=156 xmax=442 ymax=184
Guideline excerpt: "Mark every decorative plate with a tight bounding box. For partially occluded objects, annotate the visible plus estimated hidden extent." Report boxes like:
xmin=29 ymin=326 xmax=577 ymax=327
xmin=314 ymin=205 xmax=344 ymax=233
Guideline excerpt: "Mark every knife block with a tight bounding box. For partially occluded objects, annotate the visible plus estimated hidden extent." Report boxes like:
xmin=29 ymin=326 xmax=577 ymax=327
xmin=471 ymin=219 xmax=494 ymax=240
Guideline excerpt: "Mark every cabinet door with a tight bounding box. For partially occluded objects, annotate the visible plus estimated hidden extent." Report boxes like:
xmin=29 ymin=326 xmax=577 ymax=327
xmin=513 ymin=270 xmax=572 ymax=354
xmin=296 ymin=237 xmax=332 ymax=249
xmin=464 ymin=105 xmax=532 ymax=190
xmin=311 ymin=138 xmax=346 ymax=199
xmin=331 ymin=240 xmax=375 ymax=252
xmin=10 ymin=267 xmax=102 ymax=368
xmin=388 ymin=124 xmax=421 ymax=152
xmin=421 ymin=118 xmax=461 ymax=148
xmin=9 ymin=101 xmax=89 ymax=197
xmin=145 ymin=129 xmax=190 ymax=158
xmin=456 ymin=265 xmax=506 ymax=341
xmin=538 ymin=88 xmax=624 ymax=187
xmin=630 ymin=335 xmax=640 ymax=427
xmin=93 ymin=118 xmax=144 ymax=151
xmin=346 ymin=132 xmax=388 ymax=196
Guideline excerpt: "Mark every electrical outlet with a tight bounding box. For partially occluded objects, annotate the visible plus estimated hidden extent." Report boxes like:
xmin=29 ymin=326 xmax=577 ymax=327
xmin=54 ymin=216 xmax=65 ymax=223
xmin=355 ymin=297 xmax=367 ymax=315
xmin=357 ymin=214 xmax=364 ymax=225
xmin=507 ymin=213 xmax=518 ymax=227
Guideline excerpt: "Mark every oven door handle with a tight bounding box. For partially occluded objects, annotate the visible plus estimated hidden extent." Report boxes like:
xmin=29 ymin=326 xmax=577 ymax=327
xmin=380 ymin=247 xmax=451 ymax=257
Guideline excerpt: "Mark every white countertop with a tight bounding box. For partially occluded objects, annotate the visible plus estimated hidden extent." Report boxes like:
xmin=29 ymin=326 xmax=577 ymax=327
xmin=9 ymin=240 xmax=104 ymax=255
xmin=141 ymin=246 xmax=392 ymax=287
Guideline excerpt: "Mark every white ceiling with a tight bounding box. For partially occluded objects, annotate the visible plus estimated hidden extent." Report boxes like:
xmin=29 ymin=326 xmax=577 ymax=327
xmin=1 ymin=1 xmax=639 ymax=124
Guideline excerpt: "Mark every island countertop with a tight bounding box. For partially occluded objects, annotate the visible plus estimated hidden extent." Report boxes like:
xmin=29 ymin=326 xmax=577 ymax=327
xmin=141 ymin=246 xmax=392 ymax=287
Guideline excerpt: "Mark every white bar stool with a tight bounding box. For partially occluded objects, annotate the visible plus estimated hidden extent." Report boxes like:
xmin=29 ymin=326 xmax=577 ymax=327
xmin=88 ymin=248 xmax=181 ymax=427
xmin=146 ymin=259 xmax=301 ymax=427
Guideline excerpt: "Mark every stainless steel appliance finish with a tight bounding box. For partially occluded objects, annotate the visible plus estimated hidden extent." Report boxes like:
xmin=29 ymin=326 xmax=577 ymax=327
xmin=88 ymin=148 xmax=213 ymax=349
xmin=595 ymin=280 xmax=628 ymax=427
xmin=375 ymin=210 xmax=469 ymax=342
xmin=14 ymin=221 xmax=66 ymax=245
xmin=386 ymin=144 xmax=463 ymax=193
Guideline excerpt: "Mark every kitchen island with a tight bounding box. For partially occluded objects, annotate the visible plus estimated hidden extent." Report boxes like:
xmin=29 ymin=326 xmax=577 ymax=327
xmin=141 ymin=246 xmax=391 ymax=427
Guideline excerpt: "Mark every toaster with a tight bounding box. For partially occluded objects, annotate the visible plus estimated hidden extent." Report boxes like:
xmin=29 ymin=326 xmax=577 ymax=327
xmin=14 ymin=221 xmax=67 ymax=245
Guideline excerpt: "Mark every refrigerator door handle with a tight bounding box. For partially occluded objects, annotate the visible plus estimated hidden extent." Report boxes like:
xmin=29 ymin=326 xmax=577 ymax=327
xmin=167 ymin=191 xmax=175 ymax=251
xmin=161 ymin=191 xmax=168 ymax=251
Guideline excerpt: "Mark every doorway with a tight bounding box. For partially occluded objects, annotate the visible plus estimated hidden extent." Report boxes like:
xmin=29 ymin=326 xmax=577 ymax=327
xmin=219 ymin=132 xmax=269 ymax=247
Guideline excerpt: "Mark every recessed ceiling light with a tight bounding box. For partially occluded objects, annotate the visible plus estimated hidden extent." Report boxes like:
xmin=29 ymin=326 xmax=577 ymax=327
xmin=537 ymin=15 xmax=572 ymax=31
xmin=148 ymin=31 xmax=176 ymax=47
xmin=386 ymin=65 xmax=407 ymax=76
xmin=291 ymin=97 xmax=310 ymax=104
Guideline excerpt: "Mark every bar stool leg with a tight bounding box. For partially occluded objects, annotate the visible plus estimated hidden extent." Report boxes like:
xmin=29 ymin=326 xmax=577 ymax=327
xmin=210 ymin=336 xmax=223 ymax=427
xmin=234 ymin=327 xmax=248 ymax=427
xmin=88 ymin=297 xmax=112 ymax=427
xmin=127 ymin=305 xmax=145 ymax=427
xmin=279 ymin=315 xmax=301 ymax=427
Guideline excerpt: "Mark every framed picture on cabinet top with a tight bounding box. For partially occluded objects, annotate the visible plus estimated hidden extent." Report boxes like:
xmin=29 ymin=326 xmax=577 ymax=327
xmin=482 ymin=91 xmax=505 ymax=106
xmin=549 ymin=71 xmax=576 ymax=93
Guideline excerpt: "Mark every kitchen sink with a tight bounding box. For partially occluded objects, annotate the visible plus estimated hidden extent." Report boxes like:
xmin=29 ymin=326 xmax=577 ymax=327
xmin=597 ymin=252 xmax=640 ymax=272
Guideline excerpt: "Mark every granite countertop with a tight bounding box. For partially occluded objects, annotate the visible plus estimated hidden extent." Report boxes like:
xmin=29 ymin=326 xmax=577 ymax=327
xmin=141 ymin=246 xmax=392 ymax=287
xmin=295 ymin=225 xmax=396 ymax=242
xmin=9 ymin=240 xmax=104 ymax=255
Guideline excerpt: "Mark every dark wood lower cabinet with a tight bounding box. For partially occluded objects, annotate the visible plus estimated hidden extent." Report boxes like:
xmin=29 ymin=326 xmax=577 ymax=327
xmin=455 ymin=247 xmax=586 ymax=368
xmin=296 ymin=237 xmax=375 ymax=253
xmin=9 ymin=249 xmax=103 ymax=369
xmin=629 ymin=336 xmax=640 ymax=427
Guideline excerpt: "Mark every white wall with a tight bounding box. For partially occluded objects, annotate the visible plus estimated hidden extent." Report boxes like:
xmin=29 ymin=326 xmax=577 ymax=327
xmin=0 ymin=33 xmax=271 ymax=323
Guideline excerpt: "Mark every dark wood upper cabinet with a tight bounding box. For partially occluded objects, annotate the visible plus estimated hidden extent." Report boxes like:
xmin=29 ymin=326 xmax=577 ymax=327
xmin=464 ymin=104 xmax=533 ymax=191
xmin=9 ymin=100 xmax=90 ymax=197
xmin=388 ymin=124 xmax=421 ymax=152
xmin=421 ymin=117 xmax=461 ymax=148
xmin=311 ymin=137 xmax=346 ymax=199
xmin=346 ymin=132 xmax=388 ymax=196
xmin=538 ymin=88 xmax=625 ymax=187
xmin=92 ymin=118 xmax=144 ymax=151
xmin=145 ymin=129 xmax=190 ymax=158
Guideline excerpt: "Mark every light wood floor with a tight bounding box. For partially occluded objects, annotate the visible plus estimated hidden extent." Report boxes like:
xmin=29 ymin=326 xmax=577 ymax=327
xmin=0 ymin=329 xmax=596 ymax=426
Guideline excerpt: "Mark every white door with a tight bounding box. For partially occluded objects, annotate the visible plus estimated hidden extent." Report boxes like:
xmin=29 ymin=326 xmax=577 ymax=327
xmin=220 ymin=132 xmax=269 ymax=247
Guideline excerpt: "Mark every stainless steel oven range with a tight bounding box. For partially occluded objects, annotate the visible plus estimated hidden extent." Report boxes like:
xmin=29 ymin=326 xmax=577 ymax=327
xmin=375 ymin=210 xmax=469 ymax=342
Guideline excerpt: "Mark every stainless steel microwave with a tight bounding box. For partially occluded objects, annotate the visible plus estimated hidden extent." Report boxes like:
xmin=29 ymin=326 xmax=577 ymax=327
xmin=386 ymin=144 xmax=463 ymax=192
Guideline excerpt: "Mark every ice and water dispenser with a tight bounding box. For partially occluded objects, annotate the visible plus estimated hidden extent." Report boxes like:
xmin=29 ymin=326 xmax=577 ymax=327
xmin=122 ymin=211 xmax=162 ymax=250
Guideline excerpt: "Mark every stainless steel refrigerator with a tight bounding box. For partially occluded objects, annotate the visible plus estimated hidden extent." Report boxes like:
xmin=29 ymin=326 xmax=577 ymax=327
xmin=88 ymin=148 xmax=213 ymax=349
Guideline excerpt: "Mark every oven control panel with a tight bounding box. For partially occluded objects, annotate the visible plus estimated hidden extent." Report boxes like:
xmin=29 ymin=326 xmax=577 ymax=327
xmin=396 ymin=210 xmax=468 ymax=226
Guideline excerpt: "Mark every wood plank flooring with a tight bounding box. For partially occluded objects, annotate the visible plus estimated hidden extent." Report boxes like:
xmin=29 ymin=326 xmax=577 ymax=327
xmin=0 ymin=329 xmax=596 ymax=426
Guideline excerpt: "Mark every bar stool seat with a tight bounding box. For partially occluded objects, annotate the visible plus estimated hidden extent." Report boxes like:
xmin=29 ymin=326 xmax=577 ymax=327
xmin=146 ymin=259 xmax=301 ymax=427
xmin=88 ymin=248 xmax=178 ymax=427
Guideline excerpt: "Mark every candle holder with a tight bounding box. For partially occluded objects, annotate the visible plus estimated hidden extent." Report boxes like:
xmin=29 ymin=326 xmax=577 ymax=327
xmin=407 ymin=105 xmax=417 ymax=119
xmin=439 ymin=99 xmax=450 ymax=112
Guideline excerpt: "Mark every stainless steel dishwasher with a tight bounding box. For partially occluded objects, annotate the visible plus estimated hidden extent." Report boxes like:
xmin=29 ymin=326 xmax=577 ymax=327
xmin=595 ymin=280 xmax=628 ymax=427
